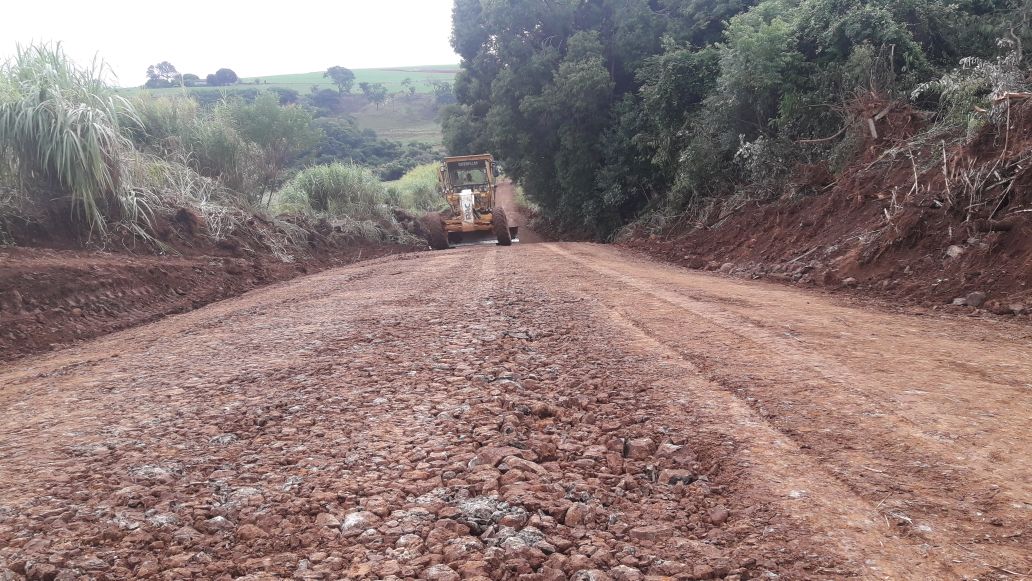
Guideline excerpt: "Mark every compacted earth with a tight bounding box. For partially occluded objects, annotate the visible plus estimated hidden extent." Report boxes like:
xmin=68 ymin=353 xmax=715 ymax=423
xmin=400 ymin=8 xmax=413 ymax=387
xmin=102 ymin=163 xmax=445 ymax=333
xmin=0 ymin=242 xmax=1029 ymax=580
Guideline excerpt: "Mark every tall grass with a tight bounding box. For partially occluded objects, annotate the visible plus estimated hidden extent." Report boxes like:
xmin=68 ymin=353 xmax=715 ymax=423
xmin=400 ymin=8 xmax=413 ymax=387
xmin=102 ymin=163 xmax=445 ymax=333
xmin=276 ymin=162 xmax=390 ymax=220
xmin=0 ymin=43 xmax=151 ymax=235
xmin=388 ymin=163 xmax=447 ymax=212
xmin=273 ymin=162 xmax=425 ymax=243
xmin=130 ymin=94 xmax=199 ymax=149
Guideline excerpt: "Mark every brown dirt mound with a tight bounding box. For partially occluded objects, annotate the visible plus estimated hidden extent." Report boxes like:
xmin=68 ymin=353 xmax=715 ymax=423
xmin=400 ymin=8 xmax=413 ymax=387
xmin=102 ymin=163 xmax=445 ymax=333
xmin=623 ymin=98 xmax=1032 ymax=318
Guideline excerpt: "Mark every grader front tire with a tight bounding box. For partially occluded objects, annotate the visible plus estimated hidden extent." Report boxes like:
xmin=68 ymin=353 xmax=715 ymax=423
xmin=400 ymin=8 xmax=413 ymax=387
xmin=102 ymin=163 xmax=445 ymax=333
xmin=493 ymin=207 xmax=512 ymax=246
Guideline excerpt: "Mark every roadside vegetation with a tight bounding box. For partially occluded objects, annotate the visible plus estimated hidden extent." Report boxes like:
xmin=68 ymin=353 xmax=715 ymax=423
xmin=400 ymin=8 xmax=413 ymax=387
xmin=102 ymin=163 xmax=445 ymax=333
xmin=444 ymin=0 xmax=1032 ymax=239
xmin=0 ymin=44 xmax=445 ymax=250
xmin=386 ymin=164 xmax=449 ymax=213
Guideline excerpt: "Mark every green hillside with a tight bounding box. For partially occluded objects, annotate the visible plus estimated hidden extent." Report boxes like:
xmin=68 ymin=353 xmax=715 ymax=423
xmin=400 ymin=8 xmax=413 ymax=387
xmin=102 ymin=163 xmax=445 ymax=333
xmin=116 ymin=65 xmax=458 ymax=145
xmin=241 ymin=65 xmax=459 ymax=94
xmin=120 ymin=65 xmax=459 ymax=95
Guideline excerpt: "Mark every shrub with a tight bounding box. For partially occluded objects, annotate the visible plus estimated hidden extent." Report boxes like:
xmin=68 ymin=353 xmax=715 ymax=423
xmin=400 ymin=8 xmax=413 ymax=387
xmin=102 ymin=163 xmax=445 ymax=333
xmin=274 ymin=162 xmax=390 ymax=221
xmin=392 ymin=163 xmax=447 ymax=212
xmin=0 ymin=43 xmax=151 ymax=235
xmin=130 ymin=94 xmax=199 ymax=149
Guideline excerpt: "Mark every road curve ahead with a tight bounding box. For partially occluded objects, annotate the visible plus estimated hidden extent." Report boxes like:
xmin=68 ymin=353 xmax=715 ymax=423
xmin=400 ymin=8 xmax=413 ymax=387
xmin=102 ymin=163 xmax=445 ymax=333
xmin=0 ymin=243 xmax=1029 ymax=580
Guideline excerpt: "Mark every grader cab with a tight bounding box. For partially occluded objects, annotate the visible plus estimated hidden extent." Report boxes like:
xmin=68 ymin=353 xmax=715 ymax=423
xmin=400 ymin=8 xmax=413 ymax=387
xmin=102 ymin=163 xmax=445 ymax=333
xmin=425 ymin=154 xmax=517 ymax=249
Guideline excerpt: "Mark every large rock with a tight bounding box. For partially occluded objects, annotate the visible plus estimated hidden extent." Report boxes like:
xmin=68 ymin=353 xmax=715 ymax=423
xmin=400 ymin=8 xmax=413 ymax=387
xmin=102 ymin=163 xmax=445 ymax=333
xmin=341 ymin=511 xmax=380 ymax=536
xmin=624 ymin=438 xmax=655 ymax=460
xmin=235 ymin=524 xmax=268 ymax=540
xmin=315 ymin=513 xmax=340 ymax=528
xmin=473 ymin=446 xmax=529 ymax=468
xmin=966 ymin=291 xmax=987 ymax=308
xmin=564 ymin=502 xmax=590 ymax=527
xmin=658 ymin=469 xmax=696 ymax=485
xmin=424 ymin=564 xmax=460 ymax=581
xmin=628 ymin=523 xmax=673 ymax=541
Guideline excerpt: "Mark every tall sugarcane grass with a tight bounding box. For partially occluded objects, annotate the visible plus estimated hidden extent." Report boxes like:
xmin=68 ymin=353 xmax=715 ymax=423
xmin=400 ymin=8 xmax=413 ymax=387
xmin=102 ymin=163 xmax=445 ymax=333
xmin=0 ymin=43 xmax=152 ymax=236
xmin=275 ymin=162 xmax=391 ymax=220
xmin=274 ymin=162 xmax=424 ymax=244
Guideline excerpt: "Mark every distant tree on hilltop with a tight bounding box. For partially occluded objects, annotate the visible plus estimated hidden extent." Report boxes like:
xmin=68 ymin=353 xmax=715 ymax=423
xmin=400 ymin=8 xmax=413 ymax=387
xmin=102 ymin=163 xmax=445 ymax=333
xmin=145 ymin=61 xmax=179 ymax=88
xmin=204 ymin=68 xmax=239 ymax=87
xmin=215 ymin=68 xmax=238 ymax=85
xmin=324 ymin=66 xmax=356 ymax=94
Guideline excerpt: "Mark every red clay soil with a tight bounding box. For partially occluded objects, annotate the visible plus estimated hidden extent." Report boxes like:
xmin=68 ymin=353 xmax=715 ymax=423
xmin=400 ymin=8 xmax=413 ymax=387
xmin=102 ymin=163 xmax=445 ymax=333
xmin=0 ymin=245 xmax=409 ymax=363
xmin=1 ymin=243 xmax=1029 ymax=580
xmin=0 ymin=210 xmax=421 ymax=362
xmin=624 ymin=99 xmax=1032 ymax=319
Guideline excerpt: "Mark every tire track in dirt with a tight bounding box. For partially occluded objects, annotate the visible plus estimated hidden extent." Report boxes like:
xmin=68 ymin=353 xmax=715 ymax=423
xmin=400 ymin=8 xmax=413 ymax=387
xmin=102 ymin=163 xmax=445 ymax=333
xmin=541 ymin=242 xmax=1031 ymax=579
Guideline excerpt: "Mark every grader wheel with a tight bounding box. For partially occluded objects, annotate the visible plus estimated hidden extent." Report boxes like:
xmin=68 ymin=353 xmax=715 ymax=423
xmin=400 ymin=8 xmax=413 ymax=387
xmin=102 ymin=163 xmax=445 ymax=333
xmin=493 ymin=207 xmax=512 ymax=246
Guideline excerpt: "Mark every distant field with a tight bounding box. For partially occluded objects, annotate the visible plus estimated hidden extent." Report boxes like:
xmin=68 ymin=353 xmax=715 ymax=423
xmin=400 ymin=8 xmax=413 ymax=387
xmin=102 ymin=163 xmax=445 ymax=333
xmin=117 ymin=65 xmax=456 ymax=145
xmin=241 ymin=65 xmax=459 ymax=94
xmin=120 ymin=65 xmax=459 ymax=95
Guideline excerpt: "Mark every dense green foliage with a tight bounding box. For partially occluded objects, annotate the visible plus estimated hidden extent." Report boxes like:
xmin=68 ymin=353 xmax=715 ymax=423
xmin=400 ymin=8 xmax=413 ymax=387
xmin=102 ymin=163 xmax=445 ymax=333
xmin=325 ymin=66 xmax=356 ymax=94
xmin=0 ymin=44 xmax=151 ymax=234
xmin=275 ymin=162 xmax=387 ymax=218
xmin=445 ymin=0 xmax=1032 ymax=238
xmin=273 ymin=163 xmax=420 ymax=243
xmin=386 ymin=163 xmax=448 ymax=213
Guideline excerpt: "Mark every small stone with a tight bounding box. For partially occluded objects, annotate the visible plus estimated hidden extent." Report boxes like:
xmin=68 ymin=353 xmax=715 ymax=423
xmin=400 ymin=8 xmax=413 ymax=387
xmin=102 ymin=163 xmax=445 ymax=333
xmin=842 ymin=277 xmax=858 ymax=287
xmin=628 ymin=523 xmax=673 ymax=541
xmin=719 ymin=262 xmax=734 ymax=274
xmin=708 ymin=506 xmax=730 ymax=525
xmin=315 ymin=513 xmax=340 ymax=528
xmin=624 ymin=438 xmax=655 ymax=460
xmin=946 ymin=245 xmax=964 ymax=258
xmin=564 ymin=502 xmax=590 ymax=527
xmin=952 ymin=297 xmax=967 ymax=306
xmin=172 ymin=526 xmax=202 ymax=543
xmin=236 ymin=524 xmax=268 ymax=540
xmin=474 ymin=446 xmax=525 ymax=467
xmin=424 ymin=563 xmax=460 ymax=581
xmin=609 ymin=565 xmax=644 ymax=581
xmin=341 ymin=511 xmax=379 ymax=536
xmin=572 ymin=570 xmax=612 ymax=581
xmin=502 ymin=455 xmax=548 ymax=475
xmin=658 ymin=469 xmax=696 ymax=485
xmin=691 ymin=564 xmax=715 ymax=579
xmin=1009 ymin=303 xmax=1026 ymax=315
xmin=201 ymin=516 xmax=234 ymax=532
xmin=966 ymin=291 xmax=987 ymax=308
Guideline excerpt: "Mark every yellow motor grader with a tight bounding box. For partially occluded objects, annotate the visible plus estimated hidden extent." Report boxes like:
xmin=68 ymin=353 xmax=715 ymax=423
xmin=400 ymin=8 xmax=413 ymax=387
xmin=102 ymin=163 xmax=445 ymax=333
xmin=424 ymin=154 xmax=517 ymax=249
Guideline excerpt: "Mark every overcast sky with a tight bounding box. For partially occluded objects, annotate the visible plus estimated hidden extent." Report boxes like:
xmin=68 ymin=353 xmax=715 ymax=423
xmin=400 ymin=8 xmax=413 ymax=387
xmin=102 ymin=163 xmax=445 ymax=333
xmin=1 ymin=0 xmax=460 ymax=86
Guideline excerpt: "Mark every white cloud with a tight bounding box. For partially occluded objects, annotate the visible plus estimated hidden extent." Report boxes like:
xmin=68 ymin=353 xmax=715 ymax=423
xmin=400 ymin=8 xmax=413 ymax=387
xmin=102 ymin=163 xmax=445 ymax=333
xmin=1 ymin=0 xmax=459 ymax=86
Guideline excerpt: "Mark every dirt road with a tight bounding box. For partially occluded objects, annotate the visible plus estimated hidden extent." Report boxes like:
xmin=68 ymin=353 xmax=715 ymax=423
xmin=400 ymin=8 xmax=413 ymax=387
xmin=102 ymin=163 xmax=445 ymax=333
xmin=1 ymin=243 xmax=1029 ymax=580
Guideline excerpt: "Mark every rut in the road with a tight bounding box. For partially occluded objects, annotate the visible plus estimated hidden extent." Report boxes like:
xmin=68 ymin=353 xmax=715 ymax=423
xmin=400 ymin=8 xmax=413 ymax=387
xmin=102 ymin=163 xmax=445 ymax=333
xmin=0 ymin=247 xmax=844 ymax=580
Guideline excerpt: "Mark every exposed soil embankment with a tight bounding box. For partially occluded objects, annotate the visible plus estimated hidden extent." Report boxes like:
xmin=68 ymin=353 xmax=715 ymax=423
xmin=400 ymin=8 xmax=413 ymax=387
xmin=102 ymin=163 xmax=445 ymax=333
xmin=0 ymin=245 xmax=409 ymax=362
xmin=0 ymin=210 xmax=422 ymax=362
xmin=624 ymin=100 xmax=1032 ymax=318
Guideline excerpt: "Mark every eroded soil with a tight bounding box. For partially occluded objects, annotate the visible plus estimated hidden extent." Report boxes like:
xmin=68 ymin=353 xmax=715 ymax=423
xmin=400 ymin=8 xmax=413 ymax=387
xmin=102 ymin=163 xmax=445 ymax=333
xmin=0 ymin=243 xmax=1029 ymax=580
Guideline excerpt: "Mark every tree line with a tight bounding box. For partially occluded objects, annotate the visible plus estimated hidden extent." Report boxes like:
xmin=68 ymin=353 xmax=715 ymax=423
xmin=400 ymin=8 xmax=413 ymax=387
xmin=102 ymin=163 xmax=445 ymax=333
xmin=145 ymin=61 xmax=239 ymax=88
xmin=443 ymin=0 xmax=1032 ymax=238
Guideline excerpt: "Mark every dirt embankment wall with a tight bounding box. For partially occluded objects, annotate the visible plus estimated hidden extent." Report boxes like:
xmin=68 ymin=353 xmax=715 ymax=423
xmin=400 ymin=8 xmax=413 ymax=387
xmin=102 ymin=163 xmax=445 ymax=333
xmin=624 ymin=100 xmax=1032 ymax=319
xmin=0 ymin=210 xmax=422 ymax=362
